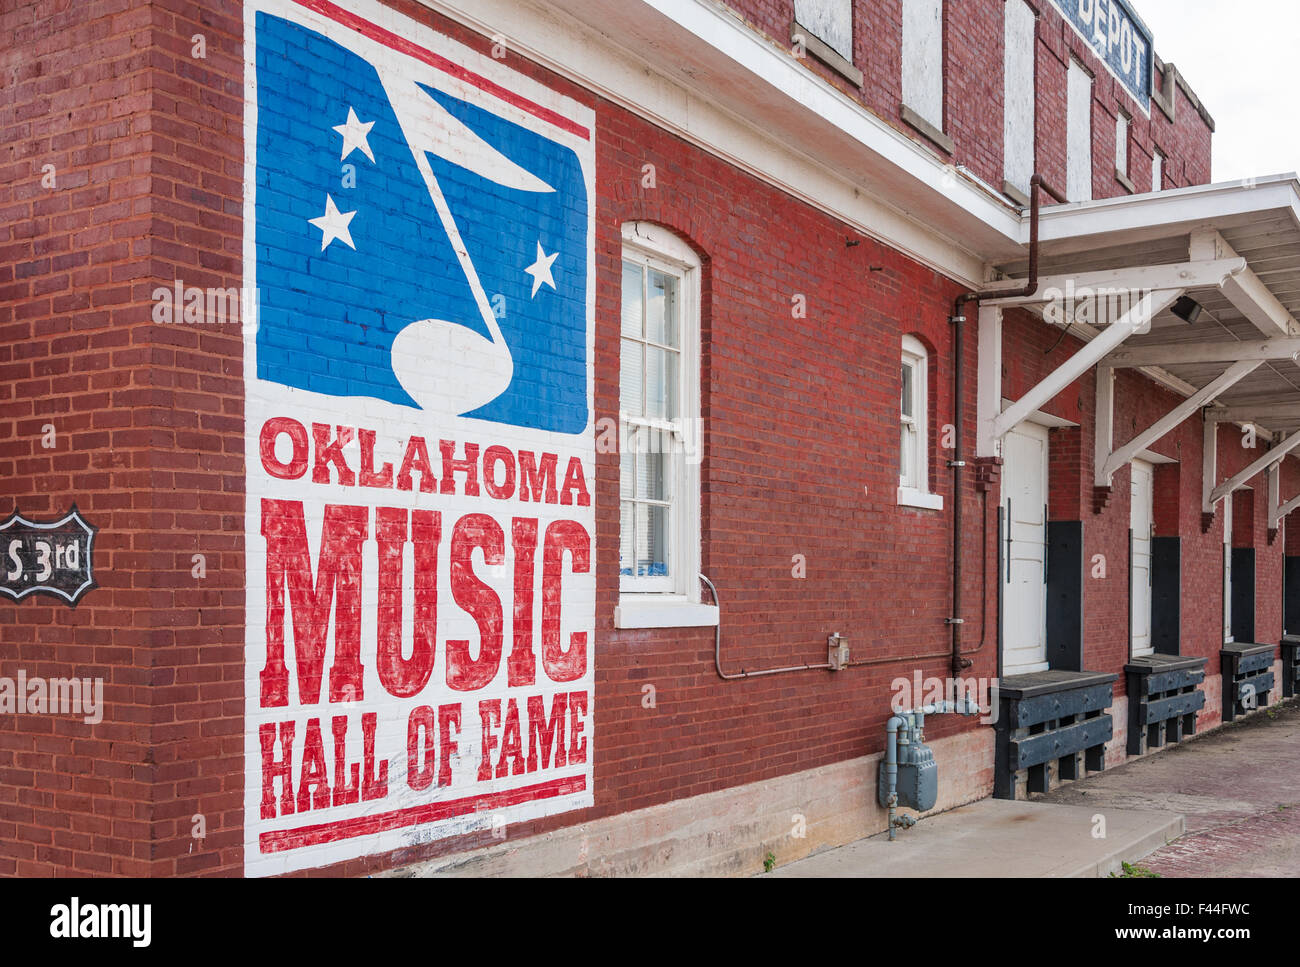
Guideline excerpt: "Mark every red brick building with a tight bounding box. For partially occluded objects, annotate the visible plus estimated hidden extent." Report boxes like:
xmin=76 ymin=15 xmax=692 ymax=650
xmin=1 ymin=0 xmax=1298 ymax=876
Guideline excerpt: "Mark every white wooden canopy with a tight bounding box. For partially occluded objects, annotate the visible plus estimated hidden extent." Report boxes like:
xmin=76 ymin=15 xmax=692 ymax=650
xmin=977 ymin=175 xmax=1300 ymax=524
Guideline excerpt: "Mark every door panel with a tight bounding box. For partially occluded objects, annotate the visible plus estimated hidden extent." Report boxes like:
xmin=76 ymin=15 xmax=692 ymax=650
xmin=1130 ymin=460 xmax=1154 ymax=657
xmin=1002 ymin=423 xmax=1049 ymax=676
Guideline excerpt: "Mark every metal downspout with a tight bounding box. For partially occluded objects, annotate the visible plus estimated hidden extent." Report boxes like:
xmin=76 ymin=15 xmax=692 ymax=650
xmin=948 ymin=174 xmax=1065 ymax=682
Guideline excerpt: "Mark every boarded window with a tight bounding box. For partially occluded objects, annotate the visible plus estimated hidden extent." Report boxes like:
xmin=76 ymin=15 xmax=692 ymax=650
xmin=794 ymin=0 xmax=852 ymax=63
xmin=902 ymin=0 xmax=944 ymax=131
xmin=1067 ymin=59 xmax=1093 ymax=202
xmin=1003 ymin=0 xmax=1036 ymax=197
xmin=1116 ymin=112 xmax=1130 ymax=177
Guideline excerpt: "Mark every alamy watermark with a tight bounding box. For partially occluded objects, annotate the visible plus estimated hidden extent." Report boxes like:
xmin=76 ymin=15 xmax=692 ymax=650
xmin=891 ymin=672 xmax=999 ymax=725
xmin=595 ymin=415 xmax=705 ymax=465
xmin=152 ymin=280 xmax=260 ymax=333
xmin=0 ymin=670 xmax=103 ymax=725
xmin=49 ymin=897 xmax=150 ymax=947
xmin=1042 ymin=282 xmax=1153 ymax=332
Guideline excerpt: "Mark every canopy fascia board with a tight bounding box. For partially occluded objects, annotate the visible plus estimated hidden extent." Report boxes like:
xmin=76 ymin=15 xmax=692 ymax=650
xmin=1206 ymin=403 xmax=1300 ymax=423
xmin=979 ymin=258 xmax=1245 ymax=308
xmin=1026 ymin=175 xmax=1300 ymax=251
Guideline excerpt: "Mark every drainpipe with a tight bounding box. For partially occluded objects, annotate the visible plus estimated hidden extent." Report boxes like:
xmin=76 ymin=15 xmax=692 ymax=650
xmin=947 ymin=174 xmax=1066 ymax=682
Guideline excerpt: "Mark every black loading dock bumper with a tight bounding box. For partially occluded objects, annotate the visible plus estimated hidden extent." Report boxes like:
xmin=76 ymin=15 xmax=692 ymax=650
xmin=994 ymin=670 xmax=1116 ymax=800
xmin=1282 ymin=635 xmax=1300 ymax=699
xmin=1220 ymin=642 xmax=1276 ymax=722
xmin=1124 ymin=654 xmax=1207 ymax=756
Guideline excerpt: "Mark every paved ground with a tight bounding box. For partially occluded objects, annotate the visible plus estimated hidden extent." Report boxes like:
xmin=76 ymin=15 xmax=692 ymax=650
xmin=766 ymin=798 xmax=1182 ymax=877
xmin=1038 ymin=698 xmax=1300 ymax=877
xmin=768 ymin=698 xmax=1300 ymax=878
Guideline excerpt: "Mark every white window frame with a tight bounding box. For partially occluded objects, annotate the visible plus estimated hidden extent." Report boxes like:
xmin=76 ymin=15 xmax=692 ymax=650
xmin=615 ymin=221 xmax=717 ymax=630
xmin=899 ymin=335 xmax=942 ymax=510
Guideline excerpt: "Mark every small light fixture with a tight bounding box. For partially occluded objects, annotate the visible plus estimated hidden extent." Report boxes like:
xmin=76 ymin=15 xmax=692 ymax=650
xmin=1171 ymin=295 xmax=1203 ymax=324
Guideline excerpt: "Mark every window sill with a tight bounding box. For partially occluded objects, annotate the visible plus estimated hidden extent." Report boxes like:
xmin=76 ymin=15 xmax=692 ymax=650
xmin=899 ymin=103 xmax=954 ymax=155
xmin=1115 ymin=169 xmax=1136 ymax=193
xmin=789 ymin=20 xmax=863 ymax=87
xmin=1002 ymin=179 xmax=1030 ymax=208
xmin=897 ymin=486 xmax=944 ymax=511
xmin=615 ymin=596 xmax=720 ymax=629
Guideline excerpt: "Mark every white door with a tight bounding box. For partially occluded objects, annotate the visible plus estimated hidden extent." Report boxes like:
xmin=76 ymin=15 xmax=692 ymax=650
xmin=1130 ymin=460 xmax=1154 ymax=657
xmin=1002 ymin=423 xmax=1050 ymax=676
xmin=1223 ymin=494 xmax=1234 ymax=643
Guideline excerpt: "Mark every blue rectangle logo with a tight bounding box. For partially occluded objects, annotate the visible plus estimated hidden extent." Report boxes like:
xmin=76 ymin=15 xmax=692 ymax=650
xmin=1051 ymin=0 xmax=1153 ymax=112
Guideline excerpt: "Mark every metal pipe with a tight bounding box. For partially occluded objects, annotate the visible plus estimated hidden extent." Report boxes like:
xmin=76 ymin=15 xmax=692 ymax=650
xmin=702 ymin=179 xmax=1067 ymax=687
xmin=701 ymin=574 xmax=834 ymax=680
xmin=701 ymin=574 xmax=977 ymax=677
xmin=883 ymin=697 xmax=982 ymax=841
xmin=948 ymin=174 xmax=1063 ymax=681
xmin=885 ymin=715 xmax=903 ymax=840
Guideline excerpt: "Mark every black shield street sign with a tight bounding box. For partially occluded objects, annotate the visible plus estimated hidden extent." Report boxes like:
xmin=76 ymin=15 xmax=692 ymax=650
xmin=0 ymin=506 xmax=98 ymax=606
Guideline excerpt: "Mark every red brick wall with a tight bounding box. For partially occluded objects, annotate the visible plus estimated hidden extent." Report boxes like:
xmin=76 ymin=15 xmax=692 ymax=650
xmin=251 ymin=0 xmax=996 ymax=877
xmin=944 ymin=0 xmax=1003 ymax=188
xmin=717 ymin=1 xmax=1215 ymax=197
xmin=1002 ymin=310 xmax=1295 ymax=708
xmin=0 ymin=0 xmax=1257 ymax=878
xmin=0 ymin=0 xmax=159 ymax=877
xmin=3 ymin=0 xmax=990 ymax=877
xmin=142 ymin=0 xmax=247 ymax=878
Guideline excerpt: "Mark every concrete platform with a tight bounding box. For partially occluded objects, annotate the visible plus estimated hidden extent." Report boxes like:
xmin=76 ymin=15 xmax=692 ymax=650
xmin=765 ymin=798 xmax=1183 ymax=878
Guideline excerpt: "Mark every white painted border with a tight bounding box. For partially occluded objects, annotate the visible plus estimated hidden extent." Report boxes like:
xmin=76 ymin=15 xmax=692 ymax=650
xmin=241 ymin=0 xmax=598 ymax=876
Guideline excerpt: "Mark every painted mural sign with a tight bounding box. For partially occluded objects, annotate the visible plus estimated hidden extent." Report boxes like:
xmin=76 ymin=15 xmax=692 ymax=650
xmin=0 ymin=507 xmax=97 ymax=606
xmin=1050 ymin=0 xmax=1154 ymax=113
xmin=242 ymin=0 xmax=596 ymax=876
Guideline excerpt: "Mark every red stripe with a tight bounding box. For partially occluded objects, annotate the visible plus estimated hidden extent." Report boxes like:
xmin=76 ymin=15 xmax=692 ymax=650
xmin=260 ymin=774 xmax=587 ymax=853
xmin=288 ymin=0 xmax=590 ymax=140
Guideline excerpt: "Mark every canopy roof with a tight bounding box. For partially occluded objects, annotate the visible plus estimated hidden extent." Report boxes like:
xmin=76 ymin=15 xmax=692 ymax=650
xmin=991 ymin=175 xmax=1300 ymax=437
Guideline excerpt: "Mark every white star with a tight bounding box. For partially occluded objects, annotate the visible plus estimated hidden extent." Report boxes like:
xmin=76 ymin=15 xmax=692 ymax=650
xmin=524 ymin=241 xmax=558 ymax=297
xmin=308 ymin=194 xmax=357 ymax=252
xmin=332 ymin=107 xmax=375 ymax=163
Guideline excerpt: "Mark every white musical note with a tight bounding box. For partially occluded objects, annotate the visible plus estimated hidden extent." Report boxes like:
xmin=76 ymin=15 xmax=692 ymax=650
xmin=376 ymin=69 xmax=554 ymax=417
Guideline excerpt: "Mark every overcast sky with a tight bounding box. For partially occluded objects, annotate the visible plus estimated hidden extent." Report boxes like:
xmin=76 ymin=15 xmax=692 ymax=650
xmin=1136 ymin=0 xmax=1300 ymax=183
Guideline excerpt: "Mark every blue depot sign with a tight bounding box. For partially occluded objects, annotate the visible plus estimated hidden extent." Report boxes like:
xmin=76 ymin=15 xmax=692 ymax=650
xmin=1052 ymin=0 xmax=1154 ymax=112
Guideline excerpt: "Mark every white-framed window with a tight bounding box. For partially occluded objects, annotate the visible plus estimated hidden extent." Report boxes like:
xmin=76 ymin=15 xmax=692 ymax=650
xmin=1152 ymin=148 xmax=1164 ymax=192
xmin=615 ymin=222 xmax=717 ymax=630
xmin=899 ymin=335 xmax=942 ymax=510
